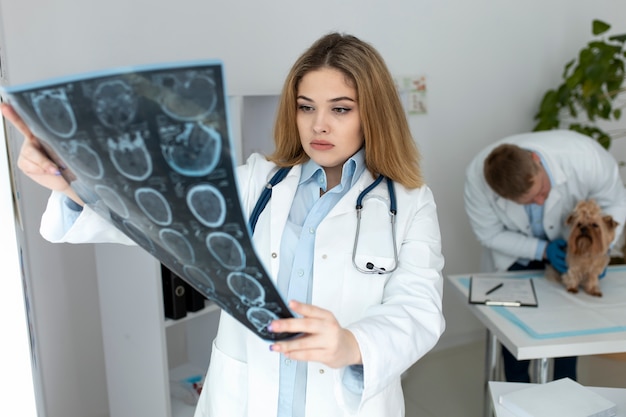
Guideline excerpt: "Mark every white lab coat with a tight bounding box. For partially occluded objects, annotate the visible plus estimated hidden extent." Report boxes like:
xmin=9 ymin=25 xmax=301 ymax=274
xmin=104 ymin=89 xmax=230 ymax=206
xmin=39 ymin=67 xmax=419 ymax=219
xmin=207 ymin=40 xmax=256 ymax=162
xmin=464 ymin=130 xmax=626 ymax=272
xmin=39 ymin=153 xmax=445 ymax=417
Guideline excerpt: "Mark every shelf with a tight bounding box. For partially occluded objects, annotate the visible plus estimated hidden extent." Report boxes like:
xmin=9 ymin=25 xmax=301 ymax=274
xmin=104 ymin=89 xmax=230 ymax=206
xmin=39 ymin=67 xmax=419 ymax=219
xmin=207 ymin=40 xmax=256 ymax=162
xmin=169 ymin=362 xmax=205 ymax=417
xmin=164 ymin=301 xmax=221 ymax=328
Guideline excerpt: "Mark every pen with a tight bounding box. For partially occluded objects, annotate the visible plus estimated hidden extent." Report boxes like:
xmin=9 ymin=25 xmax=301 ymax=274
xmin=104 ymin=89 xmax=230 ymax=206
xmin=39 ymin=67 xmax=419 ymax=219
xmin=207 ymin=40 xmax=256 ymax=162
xmin=485 ymin=301 xmax=521 ymax=307
xmin=485 ymin=282 xmax=503 ymax=295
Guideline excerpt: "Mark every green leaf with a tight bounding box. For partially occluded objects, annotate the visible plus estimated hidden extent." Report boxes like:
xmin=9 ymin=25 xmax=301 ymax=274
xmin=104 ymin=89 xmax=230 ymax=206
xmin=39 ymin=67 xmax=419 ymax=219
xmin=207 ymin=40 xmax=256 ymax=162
xmin=598 ymin=134 xmax=611 ymax=149
xmin=566 ymin=66 xmax=584 ymax=88
xmin=569 ymin=124 xmax=592 ymax=138
xmin=568 ymin=124 xmax=611 ymax=148
xmin=606 ymin=78 xmax=624 ymax=96
xmin=599 ymin=101 xmax=612 ymax=119
xmin=609 ymin=33 xmax=626 ymax=43
xmin=563 ymin=59 xmax=576 ymax=78
xmin=584 ymin=94 xmax=599 ymax=120
xmin=581 ymin=78 xmax=602 ymax=99
xmin=533 ymin=119 xmax=559 ymax=131
xmin=556 ymin=84 xmax=571 ymax=103
xmin=538 ymin=90 xmax=559 ymax=112
xmin=567 ymin=101 xmax=578 ymax=118
xmin=592 ymin=20 xmax=611 ymax=36
xmin=614 ymin=108 xmax=622 ymax=119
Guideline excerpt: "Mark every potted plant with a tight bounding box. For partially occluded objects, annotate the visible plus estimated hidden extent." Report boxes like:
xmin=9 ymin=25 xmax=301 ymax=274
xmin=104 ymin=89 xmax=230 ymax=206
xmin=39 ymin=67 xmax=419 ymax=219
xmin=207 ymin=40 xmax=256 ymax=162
xmin=533 ymin=19 xmax=626 ymax=149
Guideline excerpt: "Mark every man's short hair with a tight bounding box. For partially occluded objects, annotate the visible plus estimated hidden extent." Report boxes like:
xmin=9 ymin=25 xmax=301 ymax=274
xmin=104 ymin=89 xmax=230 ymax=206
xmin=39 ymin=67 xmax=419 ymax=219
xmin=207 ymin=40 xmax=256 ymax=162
xmin=483 ymin=144 xmax=538 ymax=200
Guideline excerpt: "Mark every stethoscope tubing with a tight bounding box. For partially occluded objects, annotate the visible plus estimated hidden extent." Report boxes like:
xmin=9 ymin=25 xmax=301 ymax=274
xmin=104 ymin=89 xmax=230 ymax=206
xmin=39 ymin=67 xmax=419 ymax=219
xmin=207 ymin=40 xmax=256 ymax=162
xmin=249 ymin=168 xmax=399 ymax=275
xmin=352 ymin=174 xmax=399 ymax=274
xmin=248 ymin=167 xmax=292 ymax=234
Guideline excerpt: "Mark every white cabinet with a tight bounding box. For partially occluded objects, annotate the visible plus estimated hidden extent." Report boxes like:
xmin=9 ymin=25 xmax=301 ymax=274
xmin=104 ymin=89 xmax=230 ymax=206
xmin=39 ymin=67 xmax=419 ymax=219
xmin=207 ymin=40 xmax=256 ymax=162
xmin=93 ymin=244 xmax=220 ymax=417
xmin=228 ymin=94 xmax=280 ymax=164
xmin=239 ymin=94 xmax=280 ymax=160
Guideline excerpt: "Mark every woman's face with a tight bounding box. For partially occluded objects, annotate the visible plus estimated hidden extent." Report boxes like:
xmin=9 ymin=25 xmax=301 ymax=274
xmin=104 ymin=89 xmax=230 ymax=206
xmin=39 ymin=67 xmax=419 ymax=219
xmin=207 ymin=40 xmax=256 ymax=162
xmin=296 ymin=67 xmax=364 ymax=188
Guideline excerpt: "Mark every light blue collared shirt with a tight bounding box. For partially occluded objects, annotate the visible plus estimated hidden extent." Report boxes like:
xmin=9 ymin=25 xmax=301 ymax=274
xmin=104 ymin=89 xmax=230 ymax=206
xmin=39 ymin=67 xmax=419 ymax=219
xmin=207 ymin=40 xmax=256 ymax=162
xmin=523 ymin=152 xmax=553 ymax=262
xmin=276 ymin=149 xmax=366 ymax=417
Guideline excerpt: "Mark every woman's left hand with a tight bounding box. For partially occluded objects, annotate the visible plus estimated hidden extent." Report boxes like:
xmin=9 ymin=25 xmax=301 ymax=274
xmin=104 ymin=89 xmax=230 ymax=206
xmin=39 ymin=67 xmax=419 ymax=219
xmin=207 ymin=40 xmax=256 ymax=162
xmin=268 ymin=300 xmax=362 ymax=369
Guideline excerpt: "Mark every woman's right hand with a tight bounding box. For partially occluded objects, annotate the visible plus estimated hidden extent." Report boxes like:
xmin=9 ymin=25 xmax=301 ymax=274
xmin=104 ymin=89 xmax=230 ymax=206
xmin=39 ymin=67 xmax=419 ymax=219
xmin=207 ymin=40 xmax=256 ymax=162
xmin=1 ymin=103 xmax=83 ymax=205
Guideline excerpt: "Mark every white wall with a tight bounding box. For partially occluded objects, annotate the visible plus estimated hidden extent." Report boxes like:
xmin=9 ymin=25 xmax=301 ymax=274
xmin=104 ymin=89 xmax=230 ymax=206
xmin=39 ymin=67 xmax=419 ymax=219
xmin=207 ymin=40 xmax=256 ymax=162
xmin=1 ymin=1 xmax=625 ymax=415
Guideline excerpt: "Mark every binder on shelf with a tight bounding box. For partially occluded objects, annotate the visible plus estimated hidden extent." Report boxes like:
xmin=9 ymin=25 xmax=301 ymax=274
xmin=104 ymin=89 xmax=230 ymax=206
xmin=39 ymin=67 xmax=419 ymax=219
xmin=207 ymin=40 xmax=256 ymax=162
xmin=498 ymin=378 xmax=617 ymax=417
xmin=183 ymin=280 xmax=207 ymax=312
xmin=161 ymin=264 xmax=187 ymax=320
xmin=469 ymin=275 xmax=538 ymax=307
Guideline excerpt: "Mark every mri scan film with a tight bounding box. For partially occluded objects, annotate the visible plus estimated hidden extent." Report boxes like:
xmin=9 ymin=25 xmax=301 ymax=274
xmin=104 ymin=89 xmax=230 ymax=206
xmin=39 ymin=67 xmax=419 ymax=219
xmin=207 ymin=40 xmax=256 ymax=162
xmin=1 ymin=61 xmax=296 ymax=341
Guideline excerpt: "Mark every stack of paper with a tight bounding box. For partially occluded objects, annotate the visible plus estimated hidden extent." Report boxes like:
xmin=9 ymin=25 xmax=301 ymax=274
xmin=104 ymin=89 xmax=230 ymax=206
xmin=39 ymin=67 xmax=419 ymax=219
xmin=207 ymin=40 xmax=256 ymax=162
xmin=499 ymin=378 xmax=617 ymax=417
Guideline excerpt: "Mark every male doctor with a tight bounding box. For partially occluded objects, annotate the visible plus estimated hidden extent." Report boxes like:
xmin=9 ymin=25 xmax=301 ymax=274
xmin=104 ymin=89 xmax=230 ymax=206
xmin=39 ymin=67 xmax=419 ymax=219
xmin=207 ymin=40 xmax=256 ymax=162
xmin=464 ymin=129 xmax=626 ymax=382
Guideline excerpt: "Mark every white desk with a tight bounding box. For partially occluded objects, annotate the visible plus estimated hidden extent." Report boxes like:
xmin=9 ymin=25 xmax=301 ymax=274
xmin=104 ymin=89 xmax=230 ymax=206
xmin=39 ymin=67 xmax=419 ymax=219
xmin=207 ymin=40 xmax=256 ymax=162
xmin=489 ymin=381 xmax=626 ymax=417
xmin=446 ymin=266 xmax=626 ymax=417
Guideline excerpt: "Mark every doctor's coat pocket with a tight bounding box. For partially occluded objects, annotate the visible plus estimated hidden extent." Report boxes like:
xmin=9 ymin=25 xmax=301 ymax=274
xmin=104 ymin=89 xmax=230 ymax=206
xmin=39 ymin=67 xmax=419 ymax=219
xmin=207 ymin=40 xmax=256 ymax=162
xmin=201 ymin=341 xmax=248 ymax=416
xmin=352 ymin=253 xmax=396 ymax=276
xmin=343 ymin=254 xmax=393 ymax=308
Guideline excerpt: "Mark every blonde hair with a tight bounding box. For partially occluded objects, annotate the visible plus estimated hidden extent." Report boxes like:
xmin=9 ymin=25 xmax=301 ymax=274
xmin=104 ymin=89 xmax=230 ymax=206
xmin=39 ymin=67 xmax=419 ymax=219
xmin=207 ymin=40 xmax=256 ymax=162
xmin=268 ymin=32 xmax=423 ymax=189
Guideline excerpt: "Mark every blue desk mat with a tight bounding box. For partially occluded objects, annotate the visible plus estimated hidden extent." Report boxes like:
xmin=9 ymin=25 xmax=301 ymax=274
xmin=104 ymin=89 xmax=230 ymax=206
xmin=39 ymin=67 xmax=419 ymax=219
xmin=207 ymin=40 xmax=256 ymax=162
xmin=459 ymin=265 xmax=626 ymax=339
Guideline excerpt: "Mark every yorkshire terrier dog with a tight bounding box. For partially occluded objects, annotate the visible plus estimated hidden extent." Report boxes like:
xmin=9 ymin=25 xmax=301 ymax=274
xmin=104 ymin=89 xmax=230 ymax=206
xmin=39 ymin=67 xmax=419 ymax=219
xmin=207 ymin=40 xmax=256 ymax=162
xmin=547 ymin=199 xmax=618 ymax=297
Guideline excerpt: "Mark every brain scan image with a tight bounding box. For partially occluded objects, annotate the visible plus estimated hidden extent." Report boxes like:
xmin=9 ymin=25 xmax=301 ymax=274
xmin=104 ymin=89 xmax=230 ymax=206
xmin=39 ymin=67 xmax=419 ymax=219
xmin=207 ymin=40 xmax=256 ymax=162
xmin=158 ymin=73 xmax=218 ymax=121
xmin=107 ymin=131 xmax=153 ymax=181
xmin=60 ymin=141 xmax=104 ymax=180
xmin=246 ymin=307 xmax=279 ymax=334
xmin=121 ymin=219 xmax=155 ymax=253
xmin=159 ymin=228 xmax=195 ymax=264
xmin=135 ymin=187 xmax=172 ymax=226
xmin=227 ymin=272 xmax=266 ymax=307
xmin=182 ymin=264 xmax=216 ymax=296
xmin=3 ymin=62 xmax=296 ymax=341
xmin=186 ymin=183 xmax=226 ymax=228
xmin=92 ymin=80 xmax=138 ymax=129
xmin=31 ymin=88 xmax=77 ymax=138
xmin=206 ymin=231 xmax=246 ymax=270
xmin=160 ymin=122 xmax=221 ymax=177
xmin=95 ymin=184 xmax=130 ymax=219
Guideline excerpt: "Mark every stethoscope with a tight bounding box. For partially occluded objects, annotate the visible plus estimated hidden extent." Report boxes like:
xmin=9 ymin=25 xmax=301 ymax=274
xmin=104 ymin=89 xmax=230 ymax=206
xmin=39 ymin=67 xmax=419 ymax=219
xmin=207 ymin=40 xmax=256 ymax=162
xmin=248 ymin=166 xmax=399 ymax=275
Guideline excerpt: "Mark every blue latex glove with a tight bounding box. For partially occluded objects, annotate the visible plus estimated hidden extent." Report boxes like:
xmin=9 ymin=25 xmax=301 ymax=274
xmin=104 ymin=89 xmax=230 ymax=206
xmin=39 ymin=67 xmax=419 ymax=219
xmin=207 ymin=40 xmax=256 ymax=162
xmin=546 ymin=238 xmax=567 ymax=273
xmin=599 ymin=250 xmax=611 ymax=279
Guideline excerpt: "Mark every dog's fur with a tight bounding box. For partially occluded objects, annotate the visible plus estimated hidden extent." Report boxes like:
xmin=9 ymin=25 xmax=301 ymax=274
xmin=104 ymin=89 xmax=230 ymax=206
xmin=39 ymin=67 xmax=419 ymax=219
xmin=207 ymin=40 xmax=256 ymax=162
xmin=546 ymin=199 xmax=618 ymax=297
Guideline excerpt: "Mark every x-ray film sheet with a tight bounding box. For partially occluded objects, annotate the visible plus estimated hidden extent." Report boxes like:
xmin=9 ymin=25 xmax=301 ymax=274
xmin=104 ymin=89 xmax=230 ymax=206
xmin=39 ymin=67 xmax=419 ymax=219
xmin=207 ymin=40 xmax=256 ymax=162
xmin=0 ymin=61 xmax=295 ymax=341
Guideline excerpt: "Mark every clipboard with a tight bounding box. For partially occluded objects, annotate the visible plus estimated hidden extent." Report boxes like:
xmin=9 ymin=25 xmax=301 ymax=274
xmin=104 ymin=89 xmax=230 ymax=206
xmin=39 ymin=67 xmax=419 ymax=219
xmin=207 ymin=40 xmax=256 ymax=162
xmin=469 ymin=276 xmax=538 ymax=307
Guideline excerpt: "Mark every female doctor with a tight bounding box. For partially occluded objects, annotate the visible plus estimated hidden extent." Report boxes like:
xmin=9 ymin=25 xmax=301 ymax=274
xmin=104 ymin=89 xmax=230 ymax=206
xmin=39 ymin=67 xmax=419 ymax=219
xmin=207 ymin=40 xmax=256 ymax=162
xmin=5 ymin=32 xmax=445 ymax=417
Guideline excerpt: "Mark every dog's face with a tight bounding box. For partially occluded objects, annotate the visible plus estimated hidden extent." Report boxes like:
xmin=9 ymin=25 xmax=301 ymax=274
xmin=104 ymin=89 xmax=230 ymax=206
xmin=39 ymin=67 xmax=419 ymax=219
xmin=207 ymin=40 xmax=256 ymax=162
xmin=566 ymin=199 xmax=618 ymax=257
